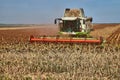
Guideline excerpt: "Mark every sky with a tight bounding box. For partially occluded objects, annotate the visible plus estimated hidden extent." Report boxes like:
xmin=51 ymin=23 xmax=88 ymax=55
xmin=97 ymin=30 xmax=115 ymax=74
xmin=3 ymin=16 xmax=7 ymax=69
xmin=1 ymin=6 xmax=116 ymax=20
xmin=0 ymin=0 xmax=120 ymax=24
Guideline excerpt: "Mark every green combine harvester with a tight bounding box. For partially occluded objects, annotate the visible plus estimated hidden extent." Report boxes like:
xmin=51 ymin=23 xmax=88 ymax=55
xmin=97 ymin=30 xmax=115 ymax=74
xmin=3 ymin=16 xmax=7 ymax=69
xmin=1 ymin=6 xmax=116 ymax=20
xmin=30 ymin=8 xmax=103 ymax=44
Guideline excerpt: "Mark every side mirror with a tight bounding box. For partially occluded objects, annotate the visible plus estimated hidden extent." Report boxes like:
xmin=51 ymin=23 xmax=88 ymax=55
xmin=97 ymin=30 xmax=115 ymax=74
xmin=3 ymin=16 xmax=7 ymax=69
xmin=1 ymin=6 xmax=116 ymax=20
xmin=54 ymin=19 xmax=57 ymax=24
xmin=54 ymin=18 xmax=62 ymax=24
xmin=86 ymin=17 xmax=93 ymax=22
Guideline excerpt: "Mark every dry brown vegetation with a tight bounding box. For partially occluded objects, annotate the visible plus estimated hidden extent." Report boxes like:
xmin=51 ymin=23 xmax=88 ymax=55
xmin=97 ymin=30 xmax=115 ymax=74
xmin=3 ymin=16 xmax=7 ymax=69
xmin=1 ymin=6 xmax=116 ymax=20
xmin=91 ymin=24 xmax=120 ymax=39
xmin=107 ymin=27 xmax=120 ymax=44
xmin=0 ymin=24 xmax=120 ymax=80
xmin=65 ymin=9 xmax=80 ymax=17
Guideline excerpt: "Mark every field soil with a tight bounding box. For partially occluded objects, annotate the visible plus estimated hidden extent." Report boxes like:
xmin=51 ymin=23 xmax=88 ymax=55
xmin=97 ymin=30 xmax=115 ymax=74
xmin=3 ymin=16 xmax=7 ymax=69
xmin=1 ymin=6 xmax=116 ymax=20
xmin=0 ymin=24 xmax=120 ymax=43
xmin=0 ymin=24 xmax=58 ymax=43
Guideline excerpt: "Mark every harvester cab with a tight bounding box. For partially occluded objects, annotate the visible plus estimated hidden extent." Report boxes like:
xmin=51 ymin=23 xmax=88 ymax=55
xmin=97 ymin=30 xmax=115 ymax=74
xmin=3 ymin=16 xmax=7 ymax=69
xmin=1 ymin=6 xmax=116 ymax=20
xmin=55 ymin=8 xmax=93 ymax=37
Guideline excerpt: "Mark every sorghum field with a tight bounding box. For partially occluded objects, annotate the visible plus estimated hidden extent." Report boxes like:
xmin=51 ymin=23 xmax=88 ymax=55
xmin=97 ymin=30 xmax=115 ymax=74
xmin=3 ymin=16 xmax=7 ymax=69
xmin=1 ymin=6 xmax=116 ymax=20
xmin=0 ymin=24 xmax=120 ymax=80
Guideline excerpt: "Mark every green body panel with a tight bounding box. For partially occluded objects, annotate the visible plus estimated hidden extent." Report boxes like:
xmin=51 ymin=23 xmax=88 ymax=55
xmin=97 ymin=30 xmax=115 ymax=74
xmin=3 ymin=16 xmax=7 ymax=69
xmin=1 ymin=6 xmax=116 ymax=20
xmin=59 ymin=31 xmax=92 ymax=38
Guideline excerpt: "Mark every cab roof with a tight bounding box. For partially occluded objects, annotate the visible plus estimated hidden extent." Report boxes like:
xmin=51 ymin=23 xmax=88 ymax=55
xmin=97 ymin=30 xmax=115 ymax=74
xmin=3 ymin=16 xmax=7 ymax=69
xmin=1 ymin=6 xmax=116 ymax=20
xmin=61 ymin=17 xmax=78 ymax=21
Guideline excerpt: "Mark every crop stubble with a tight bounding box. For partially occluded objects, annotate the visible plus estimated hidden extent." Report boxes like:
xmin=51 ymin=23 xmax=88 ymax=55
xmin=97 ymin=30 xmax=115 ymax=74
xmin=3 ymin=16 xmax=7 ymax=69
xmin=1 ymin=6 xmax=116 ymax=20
xmin=0 ymin=24 xmax=120 ymax=80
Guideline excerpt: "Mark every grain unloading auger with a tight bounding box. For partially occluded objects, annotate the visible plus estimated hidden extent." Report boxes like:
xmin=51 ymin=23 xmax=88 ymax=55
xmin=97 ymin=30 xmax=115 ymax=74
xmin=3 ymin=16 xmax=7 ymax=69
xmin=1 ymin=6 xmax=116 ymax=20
xmin=30 ymin=8 xmax=103 ymax=44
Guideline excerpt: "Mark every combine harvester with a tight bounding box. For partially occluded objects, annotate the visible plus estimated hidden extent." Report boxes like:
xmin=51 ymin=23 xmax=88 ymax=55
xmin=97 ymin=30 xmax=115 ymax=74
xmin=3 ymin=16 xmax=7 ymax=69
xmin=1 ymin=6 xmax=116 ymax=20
xmin=30 ymin=8 xmax=103 ymax=44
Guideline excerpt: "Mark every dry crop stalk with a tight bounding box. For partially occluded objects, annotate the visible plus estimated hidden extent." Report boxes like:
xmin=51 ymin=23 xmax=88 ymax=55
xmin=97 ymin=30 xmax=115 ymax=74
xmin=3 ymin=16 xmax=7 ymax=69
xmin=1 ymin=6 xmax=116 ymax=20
xmin=107 ymin=27 xmax=120 ymax=45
